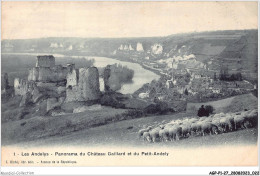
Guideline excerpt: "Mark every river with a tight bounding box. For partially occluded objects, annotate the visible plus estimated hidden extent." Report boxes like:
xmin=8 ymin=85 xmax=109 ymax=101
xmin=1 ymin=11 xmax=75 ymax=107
xmin=2 ymin=53 xmax=160 ymax=94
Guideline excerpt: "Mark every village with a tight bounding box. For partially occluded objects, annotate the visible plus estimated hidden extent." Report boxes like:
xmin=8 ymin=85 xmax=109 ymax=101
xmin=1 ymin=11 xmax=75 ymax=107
xmin=111 ymin=41 xmax=256 ymax=109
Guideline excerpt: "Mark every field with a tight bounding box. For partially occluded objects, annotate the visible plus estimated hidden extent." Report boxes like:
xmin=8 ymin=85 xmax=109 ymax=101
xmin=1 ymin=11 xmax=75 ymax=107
xmin=186 ymin=93 xmax=258 ymax=114
xmin=5 ymin=111 xmax=257 ymax=148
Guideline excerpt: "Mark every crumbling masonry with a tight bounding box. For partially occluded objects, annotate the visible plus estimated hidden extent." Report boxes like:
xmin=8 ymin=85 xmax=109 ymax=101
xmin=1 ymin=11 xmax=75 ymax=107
xmin=14 ymin=55 xmax=101 ymax=109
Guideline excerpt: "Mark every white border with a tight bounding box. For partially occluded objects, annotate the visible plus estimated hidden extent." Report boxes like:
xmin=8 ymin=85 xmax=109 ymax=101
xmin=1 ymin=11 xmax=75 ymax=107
xmin=0 ymin=0 xmax=259 ymax=175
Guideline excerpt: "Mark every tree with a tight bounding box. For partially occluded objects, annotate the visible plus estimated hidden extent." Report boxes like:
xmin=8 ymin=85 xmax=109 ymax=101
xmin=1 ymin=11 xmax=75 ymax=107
xmin=3 ymin=73 xmax=9 ymax=90
xmin=205 ymin=105 xmax=214 ymax=115
xmin=149 ymin=87 xmax=157 ymax=99
xmin=236 ymin=72 xmax=242 ymax=81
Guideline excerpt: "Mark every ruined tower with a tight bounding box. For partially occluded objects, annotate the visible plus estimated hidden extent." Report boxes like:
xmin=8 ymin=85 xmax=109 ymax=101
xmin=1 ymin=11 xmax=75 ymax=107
xmin=66 ymin=67 xmax=101 ymax=102
xmin=79 ymin=67 xmax=101 ymax=101
xmin=103 ymin=65 xmax=111 ymax=92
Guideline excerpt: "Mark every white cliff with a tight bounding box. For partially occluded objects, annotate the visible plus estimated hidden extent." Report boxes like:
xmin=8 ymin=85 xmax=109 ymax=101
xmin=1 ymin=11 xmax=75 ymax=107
xmin=151 ymin=43 xmax=163 ymax=55
xmin=129 ymin=44 xmax=134 ymax=51
xmin=136 ymin=42 xmax=144 ymax=52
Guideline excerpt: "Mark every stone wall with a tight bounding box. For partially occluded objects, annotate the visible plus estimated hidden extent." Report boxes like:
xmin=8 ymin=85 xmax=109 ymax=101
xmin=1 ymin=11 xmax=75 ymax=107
xmin=16 ymin=55 xmax=101 ymax=106
xmin=14 ymin=78 xmax=39 ymax=96
xmin=66 ymin=67 xmax=79 ymax=88
xmin=14 ymin=78 xmax=43 ymax=106
xmin=36 ymin=55 xmax=55 ymax=68
xmin=66 ymin=86 xmax=85 ymax=102
xmin=28 ymin=65 xmax=68 ymax=82
xmin=79 ymin=67 xmax=100 ymax=101
xmin=28 ymin=67 xmax=39 ymax=81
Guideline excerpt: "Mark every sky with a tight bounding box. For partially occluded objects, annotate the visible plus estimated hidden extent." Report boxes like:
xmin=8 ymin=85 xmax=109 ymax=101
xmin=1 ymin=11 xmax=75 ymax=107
xmin=1 ymin=1 xmax=258 ymax=40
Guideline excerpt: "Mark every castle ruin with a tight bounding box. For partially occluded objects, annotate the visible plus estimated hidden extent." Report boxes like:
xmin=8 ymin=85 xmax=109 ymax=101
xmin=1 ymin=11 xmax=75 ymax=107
xmin=66 ymin=66 xmax=100 ymax=102
xmin=28 ymin=55 xmax=68 ymax=83
xmin=14 ymin=55 xmax=101 ymax=109
xmin=36 ymin=55 xmax=55 ymax=67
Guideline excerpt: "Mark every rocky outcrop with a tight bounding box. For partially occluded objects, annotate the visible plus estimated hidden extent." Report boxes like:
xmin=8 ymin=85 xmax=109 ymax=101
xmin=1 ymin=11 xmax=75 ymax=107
xmin=118 ymin=44 xmax=135 ymax=51
xmin=31 ymin=86 xmax=43 ymax=103
xmin=66 ymin=67 xmax=101 ymax=102
xmin=151 ymin=43 xmax=163 ymax=55
xmin=14 ymin=78 xmax=32 ymax=96
xmin=47 ymin=97 xmax=65 ymax=112
xmin=20 ymin=92 xmax=33 ymax=107
xmin=100 ymin=92 xmax=125 ymax=108
xmin=129 ymin=44 xmax=134 ymax=51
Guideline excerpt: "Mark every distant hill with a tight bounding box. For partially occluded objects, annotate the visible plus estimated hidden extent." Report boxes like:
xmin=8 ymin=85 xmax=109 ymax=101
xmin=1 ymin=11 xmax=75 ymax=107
xmin=2 ymin=29 xmax=258 ymax=81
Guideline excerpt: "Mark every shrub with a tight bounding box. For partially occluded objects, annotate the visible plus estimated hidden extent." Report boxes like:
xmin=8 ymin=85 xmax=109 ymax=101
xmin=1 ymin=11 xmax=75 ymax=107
xmin=100 ymin=93 xmax=125 ymax=108
xmin=205 ymin=105 xmax=214 ymax=114
xmin=65 ymin=120 xmax=73 ymax=128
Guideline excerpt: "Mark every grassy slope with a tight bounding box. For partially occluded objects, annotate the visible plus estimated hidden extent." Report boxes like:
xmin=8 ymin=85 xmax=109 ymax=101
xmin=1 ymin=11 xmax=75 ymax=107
xmin=186 ymin=93 xmax=257 ymax=114
xmin=2 ymin=91 xmax=258 ymax=147
xmin=9 ymin=112 xmax=257 ymax=148
xmin=1 ymin=106 xmax=128 ymax=145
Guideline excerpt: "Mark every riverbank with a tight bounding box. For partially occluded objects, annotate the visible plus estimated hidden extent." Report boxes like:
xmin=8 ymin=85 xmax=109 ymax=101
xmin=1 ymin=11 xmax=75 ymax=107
xmin=2 ymin=52 xmax=164 ymax=76
xmin=108 ymin=54 xmax=164 ymax=77
xmin=2 ymin=52 xmax=160 ymax=94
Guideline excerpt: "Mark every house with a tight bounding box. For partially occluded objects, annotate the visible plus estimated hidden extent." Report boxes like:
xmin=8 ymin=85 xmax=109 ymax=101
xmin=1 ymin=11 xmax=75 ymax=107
xmin=212 ymin=88 xmax=221 ymax=94
xmin=194 ymin=74 xmax=202 ymax=79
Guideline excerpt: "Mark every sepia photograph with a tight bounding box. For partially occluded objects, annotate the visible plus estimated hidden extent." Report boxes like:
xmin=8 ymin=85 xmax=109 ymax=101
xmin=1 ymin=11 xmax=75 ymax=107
xmin=1 ymin=1 xmax=259 ymax=174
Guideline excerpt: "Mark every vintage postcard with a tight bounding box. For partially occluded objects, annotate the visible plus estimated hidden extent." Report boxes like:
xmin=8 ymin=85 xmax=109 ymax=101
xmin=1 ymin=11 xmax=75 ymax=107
xmin=1 ymin=1 xmax=259 ymax=174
